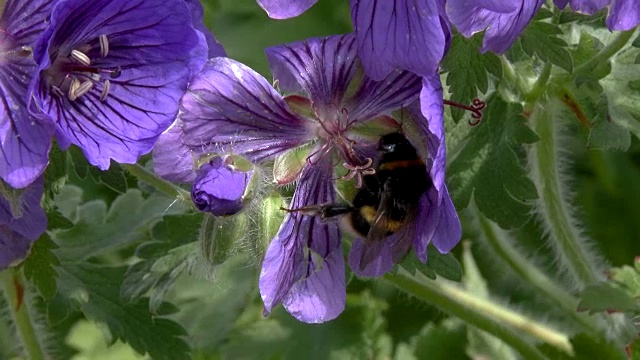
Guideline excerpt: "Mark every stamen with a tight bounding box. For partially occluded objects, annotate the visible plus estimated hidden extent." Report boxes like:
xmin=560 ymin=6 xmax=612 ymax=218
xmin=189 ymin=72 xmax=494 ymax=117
xmin=73 ymin=81 xmax=94 ymax=99
xmin=340 ymin=158 xmax=375 ymax=188
xmin=444 ymin=98 xmax=487 ymax=126
xmin=68 ymin=78 xmax=80 ymax=101
xmin=100 ymin=80 xmax=110 ymax=102
xmin=109 ymin=66 xmax=121 ymax=79
xmin=99 ymin=34 xmax=109 ymax=58
xmin=70 ymin=49 xmax=91 ymax=66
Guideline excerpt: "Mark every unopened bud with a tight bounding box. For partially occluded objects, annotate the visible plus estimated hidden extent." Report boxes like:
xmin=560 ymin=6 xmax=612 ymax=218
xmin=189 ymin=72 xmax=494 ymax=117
xmin=199 ymin=212 xmax=248 ymax=265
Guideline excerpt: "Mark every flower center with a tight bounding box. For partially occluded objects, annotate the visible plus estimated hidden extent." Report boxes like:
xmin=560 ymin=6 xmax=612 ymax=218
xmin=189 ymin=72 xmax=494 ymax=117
xmin=44 ymin=34 xmax=120 ymax=102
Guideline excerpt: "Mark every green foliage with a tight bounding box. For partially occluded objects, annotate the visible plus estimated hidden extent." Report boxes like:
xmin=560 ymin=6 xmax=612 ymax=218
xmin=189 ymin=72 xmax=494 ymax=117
xmin=520 ymin=21 xmax=573 ymax=72
xmin=23 ymin=234 xmax=60 ymax=299
xmin=577 ymin=283 xmax=637 ymax=313
xmin=69 ymin=147 xmax=129 ymax=193
xmin=400 ymin=244 xmax=462 ymax=282
xmin=441 ymin=35 xmax=502 ymax=123
xmin=448 ymin=95 xmax=539 ymax=229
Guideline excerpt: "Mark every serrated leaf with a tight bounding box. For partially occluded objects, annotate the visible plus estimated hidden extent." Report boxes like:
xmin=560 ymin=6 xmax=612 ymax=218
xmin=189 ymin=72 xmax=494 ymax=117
xmin=448 ymin=95 xmax=539 ymax=229
xmin=600 ymin=46 xmax=640 ymax=142
xmin=410 ymin=320 xmax=469 ymax=360
xmin=577 ymin=283 xmax=637 ymax=314
xmin=428 ymin=249 xmax=462 ymax=282
xmin=56 ymin=263 xmax=191 ymax=360
xmin=520 ymin=21 xmax=573 ymax=72
xmin=588 ymin=116 xmax=631 ymax=150
xmin=52 ymin=189 xmax=187 ymax=262
xmin=22 ymin=234 xmax=60 ymax=299
xmin=610 ymin=264 xmax=640 ymax=298
xmin=441 ymin=35 xmax=502 ymax=122
xmin=44 ymin=144 xmax=68 ymax=198
xmin=88 ymin=163 xmax=128 ymax=193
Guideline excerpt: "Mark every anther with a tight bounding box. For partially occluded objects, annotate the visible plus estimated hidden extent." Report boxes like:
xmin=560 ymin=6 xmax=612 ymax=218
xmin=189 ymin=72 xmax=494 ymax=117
xmin=70 ymin=49 xmax=91 ymax=66
xmin=73 ymin=81 xmax=94 ymax=99
xmin=68 ymin=78 xmax=80 ymax=101
xmin=99 ymin=34 xmax=109 ymax=58
xmin=100 ymin=80 xmax=110 ymax=102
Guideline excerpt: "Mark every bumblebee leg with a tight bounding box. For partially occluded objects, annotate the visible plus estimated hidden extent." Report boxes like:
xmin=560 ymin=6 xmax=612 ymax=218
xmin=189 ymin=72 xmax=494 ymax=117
xmin=280 ymin=204 xmax=354 ymax=220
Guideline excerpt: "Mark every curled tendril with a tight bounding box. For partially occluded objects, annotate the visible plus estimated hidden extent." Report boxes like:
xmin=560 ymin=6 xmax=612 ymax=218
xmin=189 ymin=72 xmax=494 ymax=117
xmin=339 ymin=158 xmax=375 ymax=188
xmin=444 ymin=98 xmax=487 ymax=126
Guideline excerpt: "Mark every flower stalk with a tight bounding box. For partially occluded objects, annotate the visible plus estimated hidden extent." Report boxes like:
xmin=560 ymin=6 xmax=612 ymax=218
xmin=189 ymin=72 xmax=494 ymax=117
xmin=572 ymin=29 xmax=635 ymax=79
xmin=122 ymin=163 xmax=192 ymax=203
xmin=0 ymin=269 xmax=45 ymax=360
xmin=384 ymin=268 xmax=573 ymax=359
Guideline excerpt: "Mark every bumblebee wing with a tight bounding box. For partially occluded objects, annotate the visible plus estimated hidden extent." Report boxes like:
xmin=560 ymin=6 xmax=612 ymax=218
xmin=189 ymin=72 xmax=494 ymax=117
xmin=358 ymin=181 xmax=417 ymax=270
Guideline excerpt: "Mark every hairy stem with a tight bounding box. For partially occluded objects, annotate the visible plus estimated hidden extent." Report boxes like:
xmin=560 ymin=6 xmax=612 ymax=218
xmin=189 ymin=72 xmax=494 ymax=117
xmin=384 ymin=268 xmax=573 ymax=359
xmin=528 ymin=104 xmax=600 ymax=287
xmin=0 ymin=269 xmax=44 ymax=360
xmin=525 ymin=62 xmax=553 ymax=104
xmin=573 ymin=30 xmax=635 ymax=78
xmin=122 ymin=163 xmax=192 ymax=203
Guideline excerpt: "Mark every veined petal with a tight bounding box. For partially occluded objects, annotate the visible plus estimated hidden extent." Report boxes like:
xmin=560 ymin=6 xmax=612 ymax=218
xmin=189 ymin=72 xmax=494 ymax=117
xmin=347 ymin=69 xmax=421 ymax=122
xmin=266 ymin=34 xmax=358 ymax=114
xmin=29 ymin=0 xmax=207 ymax=169
xmin=0 ymin=177 xmax=46 ymax=270
xmin=152 ymin=120 xmax=196 ymax=184
xmin=258 ymin=0 xmax=318 ymax=19
xmin=260 ymin=157 xmax=345 ymax=323
xmin=606 ymin=0 xmax=640 ymax=31
xmin=181 ymin=58 xmax=311 ymax=162
xmin=413 ymin=190 xmax=441 ymax=263
xmin=184 ymin=0 xmax=226 ymax=58
xmin=447 ymin=0 xmax=544 ymax=54
xmin=348 ymin=225 xmax=414 ymax=277
xmin=418 ymin=75 xmax=446 ymax=194
xmin=351 ymin=0 xmax=449 ymax=79
xmin=0 ymin=0 xmax=56 ymax=188
xmin=554 ymin=0 xmax=570 ymax=8
xmin=430 ymin=186 xmax=462 ymax=254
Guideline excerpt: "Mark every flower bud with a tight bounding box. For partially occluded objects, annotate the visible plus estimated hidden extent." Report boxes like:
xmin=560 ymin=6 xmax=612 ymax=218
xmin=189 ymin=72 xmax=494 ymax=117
xmin=191 ymin=155 xmax=255 ymax=216
xmin=199 ymin=212 xmax=248 ymax=266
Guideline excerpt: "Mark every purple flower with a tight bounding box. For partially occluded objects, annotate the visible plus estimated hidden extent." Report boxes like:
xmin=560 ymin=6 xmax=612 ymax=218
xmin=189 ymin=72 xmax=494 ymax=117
xmin=191 ymin=155 xmax=255 ymax=216
xmin=27 ymin=0 xmax=208 ymax=171
xmin=179 ymin=34 xmax=461 ymax=322
xmin=350 ymin=0 xmax=451 ymax=80
xmin=446 ymin=0 xmax=544 ymax=54
xmin=554 ymin=0 xmax=640 ymax=31
xmin=257 ymin=0 xmax=317 ymax=19
xmin=0 ymin=178 xmax=47 ymax=270
xmin=0 ymin=0 xmax=56 ymax=189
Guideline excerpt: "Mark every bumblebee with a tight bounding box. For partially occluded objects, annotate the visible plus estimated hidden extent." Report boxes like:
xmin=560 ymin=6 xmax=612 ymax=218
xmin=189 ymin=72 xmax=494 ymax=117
xmin=286 ymin=133 xmax=432 ymax=269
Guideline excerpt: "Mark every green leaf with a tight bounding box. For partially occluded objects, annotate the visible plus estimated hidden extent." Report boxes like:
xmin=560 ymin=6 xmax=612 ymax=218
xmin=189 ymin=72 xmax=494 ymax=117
xmin=520 ymin=21 xmax=573 ymax=72
xmin=23 ymin=234 xmax=60 ymax=299
xmin=441 ymin=35 xmax=502 ymax=122
xmin=409 ymin=319 xmax=469 ymax=360
xmin=577 ymin=283 xmax=637 ymax=314
xmin=69 ymin=146 xmax=128 ymax=193
xmin=448 ymin=95 xmax=539 ymax=229
xmin=599 ymin=46 xmax=640 ymax=142
xmin=44 ymin=144 xmax=68 ymax=199
xmin=52 ymin=189 xmax=187 ymax=262
xmin=56 ymin=263 xmax=191 ymax=360
xmin=428 ymin=248 xmax=462 ymax=282
xmin=610 ymin=262 xmax=640 ymax=298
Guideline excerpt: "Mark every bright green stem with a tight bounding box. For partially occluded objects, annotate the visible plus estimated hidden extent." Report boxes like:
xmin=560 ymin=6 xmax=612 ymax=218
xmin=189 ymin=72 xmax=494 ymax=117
xmin=122 ymin=163 xmax=192 ymax=203
xmin=572 ymin=30 xmax=635 ymax=79
xmin=476 ymin=209 xmax=600 ymax=333
xmin=525 ymin=62 xmax=553 ymax=104
xmin=0 ymin=269 xmax=44 ymax=360
xmin=384 ymin=269 xmax=573 ymax=359
xmin=529 ymin=105 xmax=600 ymax=286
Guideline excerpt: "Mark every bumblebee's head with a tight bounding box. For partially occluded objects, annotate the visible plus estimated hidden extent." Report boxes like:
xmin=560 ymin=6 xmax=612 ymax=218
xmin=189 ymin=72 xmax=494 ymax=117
xmin=378 ymin=133 xmax=414 ymax=155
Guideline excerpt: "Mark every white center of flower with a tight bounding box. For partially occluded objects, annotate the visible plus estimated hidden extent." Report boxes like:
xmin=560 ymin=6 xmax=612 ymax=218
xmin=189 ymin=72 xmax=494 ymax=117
xmin=45 ymin=34 xmax=118 ymax=102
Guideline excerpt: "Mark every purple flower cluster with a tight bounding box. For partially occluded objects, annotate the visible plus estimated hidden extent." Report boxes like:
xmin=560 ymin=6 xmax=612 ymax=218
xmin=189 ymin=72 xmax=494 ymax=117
xmin=168 ymin=33 xmax=461 ymax=322
xmin=0 ymin=0 xmax=216 ymax=268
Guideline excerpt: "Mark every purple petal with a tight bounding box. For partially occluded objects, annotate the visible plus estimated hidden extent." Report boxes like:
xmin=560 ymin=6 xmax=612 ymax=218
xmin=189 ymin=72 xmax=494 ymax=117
xmin=413 ymin=190 xmax=441 ymax=263
xmin=569 ymin=0 xmax=609 ymax=14
xmin=554 ymin=0 xmax=569 ymax=8
xmin=29 ymin=0 xmax=207 ymax=169
xmin=191 ymin=156 xmax=254 ymax=216
xmin=347 ymin=69 xmax=422 ymax=122
xmin=266 ymin=34 xmax=358 ymax=114
xmin=348 ymin=227 xmax=413 ymax=277
xmin=152 ymin=120 xmax=196 ymax=184
xmin=418 ymin=75 xmax=446 ymax=194
xmin=181 ymin=58 xmax=312 ymax=162
xmin=0 ymin=0 xmax=56 ymax=188
xmin=430 ymin=186 xmax=462 ymax=254
xmin=184 ymin=0 xmax=227 ymax=58
xmin=606 ymin=0 xmax=640 ymax=31
xmin=257 ymin=0 xmax=318 ymax=19
xmin=0 ymin=177 xmax=46 ymax=270
xmin=447 ymin=0 xmax=544 ymax=54
xmin=259 ymin=157 xmax=345 ymax=323
xmin=351 ymin=0 xmax=450 ymax=79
